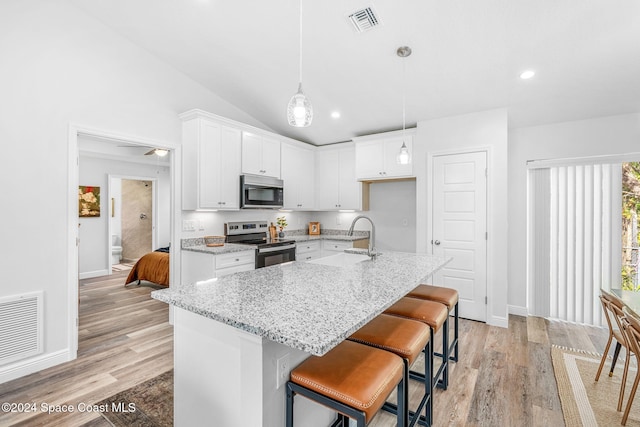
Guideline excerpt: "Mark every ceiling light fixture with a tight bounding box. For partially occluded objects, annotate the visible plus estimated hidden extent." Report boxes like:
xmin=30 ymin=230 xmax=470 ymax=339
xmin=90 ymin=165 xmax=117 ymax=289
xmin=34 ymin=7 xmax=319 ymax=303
xmin=154 ymin=148 xmax=169 ymax=157
xmin=520 ymin=70 xmax=535 ymax=80
xmin=287 ymin=0 xmax=312 ymax=127
xmin=331 ymin=111 xmax=341 ymax=119
xmin=397 ymin=46 xmax=412 ymax=165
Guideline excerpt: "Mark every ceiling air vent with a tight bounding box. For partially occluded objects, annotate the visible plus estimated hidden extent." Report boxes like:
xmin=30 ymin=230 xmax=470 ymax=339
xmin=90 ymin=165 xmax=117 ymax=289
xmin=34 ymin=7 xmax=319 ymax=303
xmin=347 ymin=6 xmax=381 ymax=33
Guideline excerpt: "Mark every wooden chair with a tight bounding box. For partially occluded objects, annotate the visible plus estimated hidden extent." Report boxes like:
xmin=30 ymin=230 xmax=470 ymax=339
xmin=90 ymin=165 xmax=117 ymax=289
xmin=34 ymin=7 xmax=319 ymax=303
xmin=621 ymin=306 xmax=640 ymax=425
xmin=595 ymin=289 xmax=633 ymax=412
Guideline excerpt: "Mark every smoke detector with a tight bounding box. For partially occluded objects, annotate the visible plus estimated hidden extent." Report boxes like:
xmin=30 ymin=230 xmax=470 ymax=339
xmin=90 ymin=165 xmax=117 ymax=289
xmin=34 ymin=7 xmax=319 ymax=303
xmin=347 ymin=6 xmax=381 ymax=33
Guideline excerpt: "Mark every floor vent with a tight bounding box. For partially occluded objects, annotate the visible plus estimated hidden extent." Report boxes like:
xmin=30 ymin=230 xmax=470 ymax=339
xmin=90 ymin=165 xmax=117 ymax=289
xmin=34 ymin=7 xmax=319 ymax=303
xmin=347 ymin=6 xmax=381 ymax=33
xmin=0 ymin=291 xmax=43 ymax=366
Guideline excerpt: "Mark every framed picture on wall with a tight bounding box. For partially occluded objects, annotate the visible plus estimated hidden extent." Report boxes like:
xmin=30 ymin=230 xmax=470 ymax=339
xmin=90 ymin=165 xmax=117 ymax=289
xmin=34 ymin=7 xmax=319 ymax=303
xmin=79 ymin=186 xmax=100 ymax=217
xmin=309 ymin=222 xmax=320 ymax=235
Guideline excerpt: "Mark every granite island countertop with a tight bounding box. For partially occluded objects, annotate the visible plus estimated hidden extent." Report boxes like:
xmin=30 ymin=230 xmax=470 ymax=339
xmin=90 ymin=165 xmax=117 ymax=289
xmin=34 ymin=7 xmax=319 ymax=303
xmin=152 ymin=251 xmax=450 ymax=356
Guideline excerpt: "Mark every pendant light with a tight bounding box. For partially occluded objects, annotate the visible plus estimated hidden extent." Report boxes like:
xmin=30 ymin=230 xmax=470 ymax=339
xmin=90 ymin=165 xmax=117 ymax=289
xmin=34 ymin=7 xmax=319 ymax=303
xmin=287 ymin=0 xmax=312 ymax=127
xmin=397 ymin=46 xmax=411 ymax=165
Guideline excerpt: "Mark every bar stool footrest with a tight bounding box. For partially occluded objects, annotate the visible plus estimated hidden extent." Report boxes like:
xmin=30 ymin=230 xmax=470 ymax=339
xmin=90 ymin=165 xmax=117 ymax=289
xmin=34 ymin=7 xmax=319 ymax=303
xmin=382 ymin=398 xmax=431 ymax=427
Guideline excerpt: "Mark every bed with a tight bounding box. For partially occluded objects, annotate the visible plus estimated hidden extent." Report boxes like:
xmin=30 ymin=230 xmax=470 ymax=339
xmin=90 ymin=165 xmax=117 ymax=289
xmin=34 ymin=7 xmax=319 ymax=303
xmin=125 ymin=247 xmax=170 ymax=287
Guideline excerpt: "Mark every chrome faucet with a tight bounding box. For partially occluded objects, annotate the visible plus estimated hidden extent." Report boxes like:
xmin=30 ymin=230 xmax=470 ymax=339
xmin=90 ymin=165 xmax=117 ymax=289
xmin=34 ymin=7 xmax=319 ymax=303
xmin=347 ymin=215 xmax=377 ymax=258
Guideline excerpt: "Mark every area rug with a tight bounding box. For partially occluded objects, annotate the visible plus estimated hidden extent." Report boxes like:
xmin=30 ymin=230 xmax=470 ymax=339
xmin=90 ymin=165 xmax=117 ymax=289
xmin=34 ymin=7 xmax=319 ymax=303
xmin=98 ymin=369 xmax=173 ymax=427
xmin=552 ymin=345 xmax=640 ymax=426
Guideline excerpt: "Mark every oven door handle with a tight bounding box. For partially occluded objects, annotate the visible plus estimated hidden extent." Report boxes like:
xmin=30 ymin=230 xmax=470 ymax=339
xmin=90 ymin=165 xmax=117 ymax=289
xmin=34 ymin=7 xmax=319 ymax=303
xmin=258 ymin=244 xmax=297 ymax=253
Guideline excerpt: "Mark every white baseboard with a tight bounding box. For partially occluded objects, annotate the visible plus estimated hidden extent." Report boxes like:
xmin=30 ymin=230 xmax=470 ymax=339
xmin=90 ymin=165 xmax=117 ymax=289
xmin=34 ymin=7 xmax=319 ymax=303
xmin=488 ymin=315 xmax=509 ymax=328
xmin=508 ymin=305 xmax=529 ymax=317
xmin=0 ymin=349 xmax=73 ymax=384
xmin=79 ymin=269 xmax=109 ymax=280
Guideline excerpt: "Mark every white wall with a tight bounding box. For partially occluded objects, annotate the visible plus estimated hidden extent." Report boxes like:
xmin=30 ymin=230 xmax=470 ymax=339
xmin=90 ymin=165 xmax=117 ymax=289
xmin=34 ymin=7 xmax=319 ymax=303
xmin=78 ymin=154 xmax=171 ymax=278
xmin=0 ymin=0 xmax=272 ymax=380
xmin=508 ymin=113 xmax=640 ymax=314
xmin=415 ymin=109 xmax=509 ymax=327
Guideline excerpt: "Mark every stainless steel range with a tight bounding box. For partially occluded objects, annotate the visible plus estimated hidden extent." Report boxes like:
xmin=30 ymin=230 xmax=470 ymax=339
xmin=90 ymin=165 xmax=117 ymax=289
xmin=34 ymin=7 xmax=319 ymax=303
xmin=224 ymin=221 xmax=296 ymax=268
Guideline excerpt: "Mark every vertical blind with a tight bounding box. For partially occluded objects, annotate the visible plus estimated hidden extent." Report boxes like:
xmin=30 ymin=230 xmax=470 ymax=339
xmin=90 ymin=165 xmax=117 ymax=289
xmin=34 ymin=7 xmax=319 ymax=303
xmin=528 ymin=163 xmax=622 ymax=326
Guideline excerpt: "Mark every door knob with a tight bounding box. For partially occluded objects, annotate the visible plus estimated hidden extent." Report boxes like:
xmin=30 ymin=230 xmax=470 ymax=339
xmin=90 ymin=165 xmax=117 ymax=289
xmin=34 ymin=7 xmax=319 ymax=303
xmin=433 ymin=240 xmax=441 ymax=245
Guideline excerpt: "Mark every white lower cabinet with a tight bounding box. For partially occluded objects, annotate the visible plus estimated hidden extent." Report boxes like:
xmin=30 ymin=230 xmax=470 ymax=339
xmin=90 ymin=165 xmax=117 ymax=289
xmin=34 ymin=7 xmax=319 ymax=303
xmin=296 ymin=240 xmax=322 ymax=261
xmin=181 ymin=250 xmax=255 ymax=284
xmin=320 ymin=240 xmax=354 ymax=258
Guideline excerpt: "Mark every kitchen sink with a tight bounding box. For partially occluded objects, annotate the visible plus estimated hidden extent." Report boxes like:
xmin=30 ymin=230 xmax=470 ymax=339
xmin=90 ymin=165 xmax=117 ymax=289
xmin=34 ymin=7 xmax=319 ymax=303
xmin=307 ymin=252 xmax=371 ymax=267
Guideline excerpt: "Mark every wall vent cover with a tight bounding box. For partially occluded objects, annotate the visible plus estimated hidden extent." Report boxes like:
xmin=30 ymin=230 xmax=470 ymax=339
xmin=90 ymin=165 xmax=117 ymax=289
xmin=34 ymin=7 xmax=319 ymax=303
xmin=347 ymin=6 xmax=381 ymax=33
xmin=0 ymin=291 xmax=43 ymax=366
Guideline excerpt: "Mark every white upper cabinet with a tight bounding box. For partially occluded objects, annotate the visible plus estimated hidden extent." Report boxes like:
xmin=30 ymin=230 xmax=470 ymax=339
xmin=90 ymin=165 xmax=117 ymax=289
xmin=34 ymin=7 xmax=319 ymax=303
xmin=242 ymin=132 xmax=281 ymax=178
xmin=315 ymin=144 xmax=361 ymax=210
xmin=181 ymin=112 xmax=241 ymax=210
xmin=354 ymin=130 xmax=415 ymax=180
xmin=281 ymin=143 xmax=315 ymax=210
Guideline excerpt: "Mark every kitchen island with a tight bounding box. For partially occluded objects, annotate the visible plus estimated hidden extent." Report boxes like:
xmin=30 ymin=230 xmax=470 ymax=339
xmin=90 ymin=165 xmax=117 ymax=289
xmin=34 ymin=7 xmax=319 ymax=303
xmin=152 ymin=251 xmax=450 ymax=426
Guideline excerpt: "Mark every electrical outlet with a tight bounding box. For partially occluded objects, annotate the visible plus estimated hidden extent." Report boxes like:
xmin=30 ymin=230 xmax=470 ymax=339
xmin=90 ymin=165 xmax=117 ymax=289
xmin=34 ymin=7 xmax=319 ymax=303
xmin=276 ymin=353 xmax=290 ymax=389
xmin=336 ymin=215 xmax=341 ymax=225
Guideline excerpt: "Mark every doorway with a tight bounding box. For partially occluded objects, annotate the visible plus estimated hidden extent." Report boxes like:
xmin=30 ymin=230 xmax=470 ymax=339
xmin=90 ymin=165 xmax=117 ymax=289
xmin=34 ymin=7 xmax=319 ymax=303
xmin=430 ymin=151 xmax=488 ymax=322
xmin=110 ymin=177 xmax=157 ymax=271
xmin=69 ymin=125 xmax=177 ymax=358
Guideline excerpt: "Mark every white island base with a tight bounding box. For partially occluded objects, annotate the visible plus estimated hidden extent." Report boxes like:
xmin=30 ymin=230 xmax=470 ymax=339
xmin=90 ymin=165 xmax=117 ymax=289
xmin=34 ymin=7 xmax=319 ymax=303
xmin=174 ymin=307 xmax=334 ymax=427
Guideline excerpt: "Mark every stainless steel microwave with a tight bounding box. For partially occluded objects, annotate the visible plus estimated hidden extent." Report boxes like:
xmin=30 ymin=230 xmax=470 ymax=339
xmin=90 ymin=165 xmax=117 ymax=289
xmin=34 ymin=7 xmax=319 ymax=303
xmin=240 ymin=174 xmax=284 ymax=209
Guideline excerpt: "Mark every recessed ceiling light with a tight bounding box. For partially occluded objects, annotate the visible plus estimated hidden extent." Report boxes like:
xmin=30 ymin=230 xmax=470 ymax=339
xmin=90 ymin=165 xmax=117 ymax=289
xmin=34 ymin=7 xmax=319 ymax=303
xmin=520 ymin=70 xmax=535 ymax=80
xmin=331 ymin=111 xmax=341 ymax=119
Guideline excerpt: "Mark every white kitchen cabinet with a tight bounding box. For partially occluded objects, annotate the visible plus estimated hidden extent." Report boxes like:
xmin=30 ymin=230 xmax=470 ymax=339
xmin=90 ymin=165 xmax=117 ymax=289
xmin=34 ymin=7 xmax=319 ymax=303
xmin=296 ymin=240 xmax=321 ymax=261
xmin=281 ymin=143 xmax=315 ymax=210
xmin=181 ymin=249 xmax=255 ymax=285
xmin=321 ymin=240 xmax=354 ymax=258
xmin=242 ymin=132 xmax=281 ymax=178
xmin=355 ymin=132 xmax=414 ymax=180
xmin=315 ymin=144 xmax=361 ymax=210
xmin=181 ymin=113 xmax=241 ymax=210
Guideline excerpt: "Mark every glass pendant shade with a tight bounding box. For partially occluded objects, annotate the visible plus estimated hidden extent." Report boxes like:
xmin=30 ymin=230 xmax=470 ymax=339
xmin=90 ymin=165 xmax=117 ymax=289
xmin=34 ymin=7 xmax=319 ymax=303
xmin=287 ymin=82 xmax=313 ymax=127
xmin=396 ymin=141 xmax=411 ymax=165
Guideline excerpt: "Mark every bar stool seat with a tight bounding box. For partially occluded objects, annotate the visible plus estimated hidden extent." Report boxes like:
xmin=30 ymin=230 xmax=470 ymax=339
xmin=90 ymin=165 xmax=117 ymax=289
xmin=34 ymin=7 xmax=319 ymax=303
xmin=407 ymin=284 xmax=460 ymax=362
xmin=385 ymin=297 xmax=450 ymax=390
xmin=348 ymin=314 xmax=433 ymax=426
xmin=407 ymin=284 xmax=458 ymax=310
xmin=286 ymin=340 xmax=405 ymax=427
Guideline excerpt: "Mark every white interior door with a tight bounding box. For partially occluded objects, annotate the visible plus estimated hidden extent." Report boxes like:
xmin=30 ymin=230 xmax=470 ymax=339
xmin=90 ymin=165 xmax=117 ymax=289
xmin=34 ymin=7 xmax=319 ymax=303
xmin=431 ymin=151 xmax=487 ymax=322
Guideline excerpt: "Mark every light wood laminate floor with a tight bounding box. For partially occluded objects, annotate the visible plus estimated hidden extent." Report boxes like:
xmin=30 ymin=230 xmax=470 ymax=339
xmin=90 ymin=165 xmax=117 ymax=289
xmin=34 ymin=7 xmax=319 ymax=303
xmin=0 ymin=273 xmax=611 ymax=426
xmin=0 ymin=271 xmax=172 ymax=427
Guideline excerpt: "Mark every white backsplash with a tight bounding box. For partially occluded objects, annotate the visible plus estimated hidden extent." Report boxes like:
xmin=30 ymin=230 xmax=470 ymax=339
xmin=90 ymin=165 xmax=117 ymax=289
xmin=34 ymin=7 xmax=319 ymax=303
xmin=181 ymin=210 xmax=314 ymax=237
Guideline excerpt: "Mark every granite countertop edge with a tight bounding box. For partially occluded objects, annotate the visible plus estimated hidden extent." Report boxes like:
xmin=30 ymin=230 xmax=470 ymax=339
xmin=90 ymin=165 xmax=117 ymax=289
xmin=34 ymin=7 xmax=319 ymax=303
xmin=152 ymin=292 xmax=336 ymax=355
xmin=152 ymin=252 xmax=452 ymax=356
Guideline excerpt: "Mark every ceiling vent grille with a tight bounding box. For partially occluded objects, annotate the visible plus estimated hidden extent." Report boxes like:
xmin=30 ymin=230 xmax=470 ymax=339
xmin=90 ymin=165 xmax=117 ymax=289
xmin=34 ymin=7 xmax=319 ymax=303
xmin=347 ymin=6 xmax=381 ymax=33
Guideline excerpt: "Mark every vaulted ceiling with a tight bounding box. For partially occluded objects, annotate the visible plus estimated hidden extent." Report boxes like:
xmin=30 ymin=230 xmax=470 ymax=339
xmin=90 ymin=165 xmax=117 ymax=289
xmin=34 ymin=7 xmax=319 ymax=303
xmin=70 ymin=0 xmax=640 ymax=145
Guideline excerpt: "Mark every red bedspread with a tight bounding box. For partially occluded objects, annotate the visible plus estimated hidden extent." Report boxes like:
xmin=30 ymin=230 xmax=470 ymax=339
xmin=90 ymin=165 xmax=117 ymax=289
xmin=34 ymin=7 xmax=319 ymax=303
xmin=125 ymin=251 xmax=169 ymax=287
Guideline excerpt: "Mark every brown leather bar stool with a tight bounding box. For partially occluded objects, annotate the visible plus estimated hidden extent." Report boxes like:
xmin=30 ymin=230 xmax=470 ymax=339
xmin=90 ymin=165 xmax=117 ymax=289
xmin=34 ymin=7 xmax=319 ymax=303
xmin=348 ymin=314 xmax=433 ymax=427
xmin=384 ymin=297 xmax=450 ymax=390
xmin=407 ymin=284 xmax=460 ymax=362
xmin=286 ymin=340 xmax=406 ymax=427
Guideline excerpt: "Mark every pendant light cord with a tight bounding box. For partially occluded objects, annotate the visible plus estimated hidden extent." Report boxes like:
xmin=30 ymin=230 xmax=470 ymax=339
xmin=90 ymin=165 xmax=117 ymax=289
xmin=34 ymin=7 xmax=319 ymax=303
xmin=298 ymin=0 xmax=303 ymax=85
xmin=402 ymin=55 xmax=406 ymax=135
